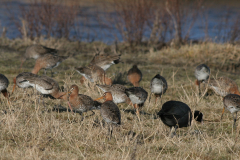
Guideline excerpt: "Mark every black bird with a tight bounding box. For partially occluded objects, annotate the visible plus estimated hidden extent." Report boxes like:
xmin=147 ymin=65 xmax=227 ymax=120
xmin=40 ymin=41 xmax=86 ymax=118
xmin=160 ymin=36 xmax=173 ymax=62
xmin=157 ymin=100 xmax=203 ymax=137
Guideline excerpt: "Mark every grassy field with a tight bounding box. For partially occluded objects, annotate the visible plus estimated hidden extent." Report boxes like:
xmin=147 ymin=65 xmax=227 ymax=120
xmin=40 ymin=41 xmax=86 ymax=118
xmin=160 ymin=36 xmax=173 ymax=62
xmin=0 ymin=38 xmax=240 ymax=159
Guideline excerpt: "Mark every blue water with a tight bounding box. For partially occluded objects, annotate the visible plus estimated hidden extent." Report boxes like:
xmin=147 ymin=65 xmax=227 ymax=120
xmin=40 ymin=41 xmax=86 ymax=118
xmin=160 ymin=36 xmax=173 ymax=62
xmin=0 ymin=1 xmax=239 ymax=44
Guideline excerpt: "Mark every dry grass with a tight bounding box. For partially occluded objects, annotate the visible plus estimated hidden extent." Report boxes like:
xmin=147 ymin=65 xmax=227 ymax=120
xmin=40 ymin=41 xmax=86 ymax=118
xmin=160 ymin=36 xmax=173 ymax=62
xmin=0 ymin=39 xmax=240 ymax=159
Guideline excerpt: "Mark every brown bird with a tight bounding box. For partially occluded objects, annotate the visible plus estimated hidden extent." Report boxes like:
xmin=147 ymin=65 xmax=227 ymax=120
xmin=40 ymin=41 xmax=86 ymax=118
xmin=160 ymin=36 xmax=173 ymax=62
xmin=125 ymin=87 xmax=148 ymax=116
xmin=31 ymin=54 xmax=68 ymax=76
xmin=75 ymin=64 xmax=112 ymax=85
xmin=95 ymin=92 xmax=121 ymax=139
xmin=206 ymin=77 xmax=240 ymax=97
xmin=222 ymin=94 xmax=240 ymax=128
xmin=0 ymin=74 xmax=9 ymax=103
xmin=127 ymin=65 xmax=142 ymax=87
xmin=12 ymin=72 xmax=40 ymax=93
xmin=21 ymin=44 xmax=58 ymax=68
xmin=96 ymin=84 xmax=131 ymax=105
xmin=195 ymin=64 xmax=210 ymax=96
xmin=149 ymin=74 xmax=168 ymax=104
xmin=67 ymin=84 xmax=101 ymax=120
xmin=90 ymin=52 xmax=121 ymax=71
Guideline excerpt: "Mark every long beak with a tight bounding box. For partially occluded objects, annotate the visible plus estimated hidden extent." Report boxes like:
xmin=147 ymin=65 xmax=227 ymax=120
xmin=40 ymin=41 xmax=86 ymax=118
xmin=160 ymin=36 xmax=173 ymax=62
xmin=221 ymin=107 xmax=225 ymax=120
xmin=94 ymin=96 xmax=105 ymax=101
xmin=12 ymin=84 xmax=16 ymax=94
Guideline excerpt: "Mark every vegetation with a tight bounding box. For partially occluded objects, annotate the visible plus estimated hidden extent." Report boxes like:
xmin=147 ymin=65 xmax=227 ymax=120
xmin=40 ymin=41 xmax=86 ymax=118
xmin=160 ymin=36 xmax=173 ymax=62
xmin=0 ymin=38 xmax=240 ymax=159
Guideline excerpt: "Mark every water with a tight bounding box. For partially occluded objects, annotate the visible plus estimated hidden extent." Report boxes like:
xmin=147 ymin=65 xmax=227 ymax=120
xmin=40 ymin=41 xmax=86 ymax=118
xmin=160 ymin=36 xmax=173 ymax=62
xmin=0 ymin=0 xmax=239 ymax=44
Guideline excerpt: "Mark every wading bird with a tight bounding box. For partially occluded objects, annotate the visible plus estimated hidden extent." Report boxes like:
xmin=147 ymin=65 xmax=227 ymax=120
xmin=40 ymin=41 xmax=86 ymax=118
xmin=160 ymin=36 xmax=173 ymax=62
xmin=207 ymin=77 xmax=240 ymax=97
xmin=96 ymin=84 xmax=131 ymax=105
xmin=20 ymin=44 xmax=58 ymax=69
xmin=90 ymin=52 xmax=121 ymax=71
xmin=222 ymin=94 xmax=240 ymax=128
xmin=127 ymin=65 xmax=142 ymax=87
xmin=31 ymin=54 xmax=68 ymax=76
xmin=195 ymin=64 xmax=210 ymax=96
xmin=149 ymin=74 xmax=168 ymax=104
xmin=125 ymin=87 xmax=148 ymax=117
xmin=67 ymin=84 xmax=101 ymax=121
xmin=95 ymin=92 xmax=121 ymax=139
xmin=75 ymin=64 xmax=112 ymax=85
xmin=12 ymin=72 xmax=39 ymax=93
xmin=0 ymin=74 xmax=9 ymax=104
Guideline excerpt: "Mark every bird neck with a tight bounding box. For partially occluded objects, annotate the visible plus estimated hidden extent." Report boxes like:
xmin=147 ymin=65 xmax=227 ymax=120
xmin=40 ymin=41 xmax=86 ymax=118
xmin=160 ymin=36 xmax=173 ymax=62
xmin=80 ymin=76 xmax=86 ymax=84
xmin=54 ymin=92 xmax=68 ymax=100
xmin=195 ymin=79 xmax=200 ymax=86
xmin=125 ymin=97 xmax=132 ymax=105
xmin=105 ymin=99 xmax=112 ymax=102
xmin=133 ymin=82 xmax=139 ymax=87
xmin=20 ymin=57 xmax=26 ymax=69
xmin=105 ymin=77 xmax=112 ymax=85
xmin=31 ymin=63 xmax=42 ymax=74
xmin=1 ymin=89 xmax=9 ymax=99
xmin=234 ymin=89 xmax=240 ymax=96
xmin=69 ymin=91 xmax=78 ymax=99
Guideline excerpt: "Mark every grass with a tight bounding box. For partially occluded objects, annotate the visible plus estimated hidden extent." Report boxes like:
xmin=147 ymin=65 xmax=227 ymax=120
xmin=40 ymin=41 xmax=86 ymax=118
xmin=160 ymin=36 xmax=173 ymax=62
xmin=0 ymin=38 xmax=240 ymax=159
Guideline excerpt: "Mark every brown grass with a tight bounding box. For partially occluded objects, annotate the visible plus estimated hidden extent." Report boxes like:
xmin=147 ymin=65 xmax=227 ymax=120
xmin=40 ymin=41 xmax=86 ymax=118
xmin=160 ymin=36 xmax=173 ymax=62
xmin=0 ymin=39 xmax=240 ymax=159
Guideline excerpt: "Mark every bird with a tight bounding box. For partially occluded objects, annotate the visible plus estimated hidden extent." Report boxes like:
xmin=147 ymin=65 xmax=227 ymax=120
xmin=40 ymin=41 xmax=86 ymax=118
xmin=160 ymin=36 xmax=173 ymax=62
xmin=95 ymin=92 xmax=121 ymax=139
xmin=194 ymin=64 xmax=210 ymax=96
xmin=222 ymin=94 xmax=240 ymax=128
xmin=96 ymin=84 xmax=131 ymax=104
xmin=29 ymin=75 xmax=68 ymax=99
xmin=90 ymin=52 xmax=121 ymax=71
xmin=24 ymin=75 xmax=68 ymax=107
xmin=206 ymin=77 xmax=240 ymax=97
xmin=157 ymin=100 xmax=203 ymax=137
xmin=125 ymin=87 xmax=148 ymax=116
xmin=20 ymin=44 xmax=58 ymax=69
xmin=0 ymin=74 xmax=9 ymax=103
xmin=12 ymin=72 xmax=39 ymax=93
xmin=75 ymin=64 xmax=112 ymax=85
xmin=67 ymin=84 xmax=101 ymax=120
xmin=127 ymin=65 xmax=142 ymax=87
xmin=31 ymin=54 xmax=68 ymax=76
xmin=149 ymin=74 xmax=168 ymax=104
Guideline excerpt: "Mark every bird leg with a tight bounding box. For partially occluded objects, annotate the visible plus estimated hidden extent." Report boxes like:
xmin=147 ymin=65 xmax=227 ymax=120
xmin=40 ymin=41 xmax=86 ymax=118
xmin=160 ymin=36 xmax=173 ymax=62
xmin=44 ymin=69 xmax=47 ymax=75
xmin=134 ymin=104 xmax=141 ymax=121
xmin=1 ymin=89 xmax=10 ymax=105
xmin=169 ymin=127 xmax=177 ymax=138
xmin=233 ymin=112 xmax=238 ymax=129
xmin=51 ymin=70 xmax=54 ymax=77
xmin=80 ymin=112 xmax=84 ymax=121
xmin=149 ymin=93 xmax=152 ymax=103
xmin=134 ymin=104 xmax=139 ymax=115
xmin=221 ymin=106 xmax=225 ymax=120
xmin=198 ymin=82 xmax=201 ymax=96
xmin=155 ymin=95 xmax=158 ymax=105
xmin=108 ymin=124 xmax=113 ymax=140
xmin=67 ymin=101 xmax=74 ymax=114
xmin=90 ymin=110 xmax=95 ymax=116
xmin=42 ymin=96 xmax=46 ymax=110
